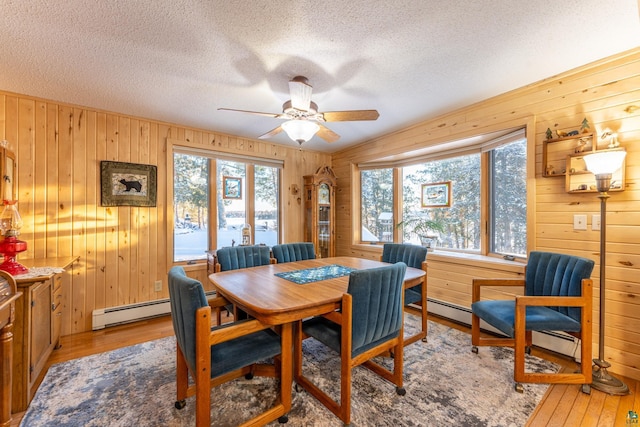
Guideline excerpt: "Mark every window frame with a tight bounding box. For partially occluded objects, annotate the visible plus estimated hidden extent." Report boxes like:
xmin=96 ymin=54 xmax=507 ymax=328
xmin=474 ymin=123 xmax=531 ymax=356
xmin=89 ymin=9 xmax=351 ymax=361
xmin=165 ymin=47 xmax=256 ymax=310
xmin=168 ymin=142 xmax=283 ymax=265
xmin=354 ymin=122 xmax=534 ymax=260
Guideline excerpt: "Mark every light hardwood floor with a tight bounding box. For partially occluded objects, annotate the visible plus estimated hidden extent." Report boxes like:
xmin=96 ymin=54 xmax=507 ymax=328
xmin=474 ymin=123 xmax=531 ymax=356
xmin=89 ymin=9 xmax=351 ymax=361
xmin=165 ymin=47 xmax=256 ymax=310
xmin=10 ymin=313 xmax=639 ymax=426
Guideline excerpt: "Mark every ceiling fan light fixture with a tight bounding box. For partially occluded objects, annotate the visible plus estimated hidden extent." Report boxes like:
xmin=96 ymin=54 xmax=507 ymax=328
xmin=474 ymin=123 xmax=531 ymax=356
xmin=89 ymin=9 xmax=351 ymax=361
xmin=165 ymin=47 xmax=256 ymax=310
xmin=282 ymin=120 xmax=319 ymax=145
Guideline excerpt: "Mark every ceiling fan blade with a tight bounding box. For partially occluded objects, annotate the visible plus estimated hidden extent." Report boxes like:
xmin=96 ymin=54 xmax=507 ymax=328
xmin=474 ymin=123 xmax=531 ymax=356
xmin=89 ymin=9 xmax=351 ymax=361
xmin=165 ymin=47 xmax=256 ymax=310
xmin=218 ymin=108 xmax=281 ymax=118
xmin=322 ymin=110 xmax=380 ymax=122
xmin=316 ymin=124 xmax=340 ymax=143
xmin=258 ymin=125 xmax=284 ymax=140
xmin=289 ymin=76 xmax=313 ymax=111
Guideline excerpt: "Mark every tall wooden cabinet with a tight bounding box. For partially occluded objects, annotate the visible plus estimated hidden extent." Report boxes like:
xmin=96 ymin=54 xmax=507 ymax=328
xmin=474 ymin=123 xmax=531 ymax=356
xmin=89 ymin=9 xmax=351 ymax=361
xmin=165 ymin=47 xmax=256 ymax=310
xmin=304 ymin=166 xmax=336 ymax=258
xmin=12 ymin=257 xmax=78 ymax=413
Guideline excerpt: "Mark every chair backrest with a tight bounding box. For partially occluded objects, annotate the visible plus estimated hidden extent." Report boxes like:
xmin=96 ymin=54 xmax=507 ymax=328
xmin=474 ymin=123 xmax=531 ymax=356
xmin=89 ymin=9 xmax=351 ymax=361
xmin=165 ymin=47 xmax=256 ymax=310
xmin=348 ymin=262 xmax=407 ymax=356
xmin=216 ymin=245 xmax=272 ymax=271
xmin=525 ymin=251 xmax=595 ymax=321
xmin=168 ymin=266 xmax=208 ymax=372
xmin=271 ymin=242 xmax=316 ymax=263
xmin=381 ymin=243 xmax=427 ymax=269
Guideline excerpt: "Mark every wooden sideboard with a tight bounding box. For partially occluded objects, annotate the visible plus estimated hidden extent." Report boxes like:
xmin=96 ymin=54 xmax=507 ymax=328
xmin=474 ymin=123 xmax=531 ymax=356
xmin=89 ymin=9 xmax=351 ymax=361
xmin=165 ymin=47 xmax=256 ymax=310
xmin=11 ymin=256 xmax=78 ymax=413
xmin=0 ymin=271 xmax=21 ymax=427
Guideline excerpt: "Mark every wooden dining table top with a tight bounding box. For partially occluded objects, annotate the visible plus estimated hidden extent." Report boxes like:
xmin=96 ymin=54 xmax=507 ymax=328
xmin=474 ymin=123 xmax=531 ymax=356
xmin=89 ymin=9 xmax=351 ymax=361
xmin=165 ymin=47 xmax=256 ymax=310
xmin=208 ymin=256 xmax=425 ymax=325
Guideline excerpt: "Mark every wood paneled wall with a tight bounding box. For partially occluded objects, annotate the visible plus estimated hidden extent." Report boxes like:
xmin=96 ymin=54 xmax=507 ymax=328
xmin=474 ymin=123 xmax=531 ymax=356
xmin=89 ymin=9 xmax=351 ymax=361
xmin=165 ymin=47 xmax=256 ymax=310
xmin=0 ymin=93 xmax=331 ymax=335
xmin=332 ymin=47 xmax=640 ymax=380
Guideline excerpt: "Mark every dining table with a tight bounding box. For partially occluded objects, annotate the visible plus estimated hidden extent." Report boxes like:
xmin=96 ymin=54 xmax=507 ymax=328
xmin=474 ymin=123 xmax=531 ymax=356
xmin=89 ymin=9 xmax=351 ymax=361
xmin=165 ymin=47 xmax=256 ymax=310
xmin=208 ymin=256 xmax=426 ymax=419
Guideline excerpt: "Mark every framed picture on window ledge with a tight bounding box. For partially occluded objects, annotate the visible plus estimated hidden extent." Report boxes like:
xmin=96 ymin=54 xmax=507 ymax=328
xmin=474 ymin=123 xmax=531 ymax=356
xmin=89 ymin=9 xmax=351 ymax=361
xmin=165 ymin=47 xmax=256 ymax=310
xmin=100 ymin=161 xmax=157 ymax=207
xmin=223 ymin=176 xmax=242 ymax=199
xmin=421 ymin=181 xmax=451 ymax=208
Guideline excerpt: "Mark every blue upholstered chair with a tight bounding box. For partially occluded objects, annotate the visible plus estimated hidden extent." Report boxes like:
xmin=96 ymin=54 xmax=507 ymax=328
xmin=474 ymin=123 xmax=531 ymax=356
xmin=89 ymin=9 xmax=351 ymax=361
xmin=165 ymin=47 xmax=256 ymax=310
xmin=471 ymin=251 xmax=594 ymax=393
xmin=213 ymin=245 xmax=275 ymax=320
xmin=271 ymin=242 xmax=316 ymax=263
xmin=168 ymin=266 xmax=288 ymax=426
xmin=294 ymin=262 xmax=407 ymax=425
xmin=381 ymin=243 xmax=428 ymax=345
xmin=213 ymin=245 xmax=274 ymax=272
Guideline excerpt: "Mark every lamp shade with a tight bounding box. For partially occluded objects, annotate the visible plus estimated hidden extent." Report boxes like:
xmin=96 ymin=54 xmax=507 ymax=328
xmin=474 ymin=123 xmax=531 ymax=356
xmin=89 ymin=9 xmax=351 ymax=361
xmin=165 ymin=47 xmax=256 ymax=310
xmin=583 ymin=150 xmax=626 ymax=175
xmin=281 ymin=120 xmax=319 ymax=144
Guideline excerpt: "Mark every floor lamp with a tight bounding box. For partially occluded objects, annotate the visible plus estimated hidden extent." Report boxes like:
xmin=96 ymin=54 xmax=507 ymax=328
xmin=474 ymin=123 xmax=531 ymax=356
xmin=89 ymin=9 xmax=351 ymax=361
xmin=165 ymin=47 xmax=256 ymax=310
xmin=583 ymin=149 xmax=629 ymax=395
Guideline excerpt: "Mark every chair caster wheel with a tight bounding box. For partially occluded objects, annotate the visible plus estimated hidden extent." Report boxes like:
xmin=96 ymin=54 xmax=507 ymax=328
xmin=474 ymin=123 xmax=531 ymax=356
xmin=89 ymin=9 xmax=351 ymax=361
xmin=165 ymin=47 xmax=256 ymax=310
xmin=278 ymin=415 xmax=289 ymax=423
xmin=581 ymin=384 xmax=591 ymax=395
xmin=421 ymin=337 xmax=428 ymax=343
xmin=515 ymin=383 xmax=524 ymax=393
xmin=245 ymin=373 xmax=254 ymax=380
xmin=525 ymin=346 xmax=531 ymax=355
xmin=295 ymin=383 xmax=302 ymax=393
xmin=396 ymin=386 xmax=406 ymax=396
xmin=175 ymin=400 xmax=186 ymax=410
xmin=471 ymin=346 xmax=478 ymax=354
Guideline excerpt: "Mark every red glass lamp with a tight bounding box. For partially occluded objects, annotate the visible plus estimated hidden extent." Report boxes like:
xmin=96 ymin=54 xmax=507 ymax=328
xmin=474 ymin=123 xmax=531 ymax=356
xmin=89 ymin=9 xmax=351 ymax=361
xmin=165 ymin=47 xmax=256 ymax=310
xmin=0 ymin=200 xmax=28 ymax=275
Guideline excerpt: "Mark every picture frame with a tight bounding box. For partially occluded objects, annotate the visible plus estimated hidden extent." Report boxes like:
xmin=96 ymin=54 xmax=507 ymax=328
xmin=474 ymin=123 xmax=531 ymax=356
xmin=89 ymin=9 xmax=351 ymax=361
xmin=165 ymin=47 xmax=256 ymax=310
xmin=223 ymin=176 xmax=242 ymax=199
xmin=421 ymin=181 xmax=452 ymax=208
xmin=100 ymin=161 xmax=157 ymax=207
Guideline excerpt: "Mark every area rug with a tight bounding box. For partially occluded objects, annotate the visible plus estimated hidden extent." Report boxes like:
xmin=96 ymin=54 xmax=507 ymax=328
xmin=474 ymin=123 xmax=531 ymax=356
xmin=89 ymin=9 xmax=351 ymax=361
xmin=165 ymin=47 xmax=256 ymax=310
xmin=21 ymin=316 xmax=557 ymax=426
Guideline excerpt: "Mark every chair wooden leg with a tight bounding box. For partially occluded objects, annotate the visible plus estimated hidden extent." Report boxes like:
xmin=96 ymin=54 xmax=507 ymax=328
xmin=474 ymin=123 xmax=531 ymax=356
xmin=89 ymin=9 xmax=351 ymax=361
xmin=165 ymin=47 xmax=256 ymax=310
xmin=471 ymin=311 xmax=481 ymax=347
xmin=421 ymin=276 xmax=428 ymax=341
xmin=195 ymin=307 xmax=212 ymax=427
xmin=176 ymin=345 xmax=189 ymax=403
xmin=513 ymin=302 xmax=527 ymax=385
xmin=341 ymin=357 xmax=352 ymax=425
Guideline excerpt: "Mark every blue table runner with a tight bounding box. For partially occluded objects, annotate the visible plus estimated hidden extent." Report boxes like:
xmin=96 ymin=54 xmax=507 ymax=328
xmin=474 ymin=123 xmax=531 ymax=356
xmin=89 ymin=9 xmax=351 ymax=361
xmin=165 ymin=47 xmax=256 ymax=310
xmin=275 ymin=264 xmax=356 ymax=285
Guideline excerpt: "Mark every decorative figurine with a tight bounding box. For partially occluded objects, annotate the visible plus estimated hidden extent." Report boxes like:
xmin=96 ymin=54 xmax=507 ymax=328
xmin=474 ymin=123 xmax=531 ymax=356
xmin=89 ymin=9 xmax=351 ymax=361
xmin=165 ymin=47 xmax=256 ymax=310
xmin=546 ymin=164 xmax=555 ymax=175
xmin=601 ymin=131 xmax=620 ymax=148
xmin=567 ymin=130 xmax=579 ymax=136
xmin=556 ymin=130 xmax=568 ymax=138
xmin=545 ymin=128 xmax=553 ymax=140
xmin=581 ymin=118 xmax=590 ymax=133
xmin=575 ymin=139 xmax=587 ymax=153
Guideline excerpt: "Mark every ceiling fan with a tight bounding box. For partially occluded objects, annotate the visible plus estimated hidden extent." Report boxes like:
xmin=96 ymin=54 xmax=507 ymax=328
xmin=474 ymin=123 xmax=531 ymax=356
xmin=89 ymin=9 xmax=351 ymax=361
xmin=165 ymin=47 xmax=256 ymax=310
xmin=219 ymin=76 xmax=379 ymax=146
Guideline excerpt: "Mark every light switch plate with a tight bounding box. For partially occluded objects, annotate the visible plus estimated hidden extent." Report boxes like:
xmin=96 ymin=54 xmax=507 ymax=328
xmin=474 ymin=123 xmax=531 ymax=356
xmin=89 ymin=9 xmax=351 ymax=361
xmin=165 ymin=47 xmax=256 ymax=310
xmin=573 ymin=214 xmax=587 ymax=230
xmin=592 ymin=214 xmax=601 ymax=231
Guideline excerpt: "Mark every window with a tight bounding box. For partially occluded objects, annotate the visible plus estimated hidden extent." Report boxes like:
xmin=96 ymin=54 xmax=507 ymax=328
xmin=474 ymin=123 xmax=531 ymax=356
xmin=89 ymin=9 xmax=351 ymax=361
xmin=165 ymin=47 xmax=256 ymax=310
xmin=254 ymin=164 xmax=280 ymax=247
xmin=489 ymin=138 xmax=527 ymax=256
xmin=358 ymin=129 xmax=528 ymax=257
xmin=361 ymin=168 xmax=394 ymax=242
xmin=216 ymin=160 xmax=246 ymax=249
xmin=173 ymin=149 xmax=281 ymax=262
xmin=402 ymin=154 xmax=481 ymax=251
xmin=174 ymin=153 xmax=209 ymax=262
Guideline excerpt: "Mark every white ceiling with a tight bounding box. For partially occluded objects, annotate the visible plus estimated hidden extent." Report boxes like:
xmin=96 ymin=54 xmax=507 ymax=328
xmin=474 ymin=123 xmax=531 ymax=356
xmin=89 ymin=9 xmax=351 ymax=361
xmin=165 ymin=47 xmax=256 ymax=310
xmin=1 ymin=1 xmax=639 ymax=153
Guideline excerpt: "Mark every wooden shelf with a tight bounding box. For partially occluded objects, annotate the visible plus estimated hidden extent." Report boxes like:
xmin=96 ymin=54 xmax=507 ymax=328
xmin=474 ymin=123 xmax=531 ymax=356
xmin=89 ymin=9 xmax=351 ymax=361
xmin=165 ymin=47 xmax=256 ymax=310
xmin=565 ymin=147 xmax=626 ymax=193
xmin=542 ymin=133 xmax=594 ymax=177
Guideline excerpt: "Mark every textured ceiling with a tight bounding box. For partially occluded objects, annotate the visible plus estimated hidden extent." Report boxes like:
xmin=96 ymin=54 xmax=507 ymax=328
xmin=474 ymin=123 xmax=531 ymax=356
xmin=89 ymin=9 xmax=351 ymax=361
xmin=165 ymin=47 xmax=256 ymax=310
xmin=1 ymin=1 xmax=639 ymax=153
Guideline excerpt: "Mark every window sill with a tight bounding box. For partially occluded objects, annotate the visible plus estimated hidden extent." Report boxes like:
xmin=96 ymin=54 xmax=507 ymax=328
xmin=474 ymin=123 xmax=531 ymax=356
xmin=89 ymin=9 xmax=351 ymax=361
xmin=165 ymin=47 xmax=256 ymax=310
xmin=427 ymin=251 xmax=525 ymax=274
xmin=350 ymin=244 xmax=525 ymax=274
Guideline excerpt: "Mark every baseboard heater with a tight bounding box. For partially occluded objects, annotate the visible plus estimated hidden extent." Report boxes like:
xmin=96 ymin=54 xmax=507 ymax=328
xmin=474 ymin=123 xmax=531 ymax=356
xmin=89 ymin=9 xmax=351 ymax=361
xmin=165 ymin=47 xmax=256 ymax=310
xmin=92 ymin=290 xmax=217 ymax=330
xmin=427 ymin=298 xmax=581 ymax=362
xmin=92 ymin=295 xmax=580 ymax=360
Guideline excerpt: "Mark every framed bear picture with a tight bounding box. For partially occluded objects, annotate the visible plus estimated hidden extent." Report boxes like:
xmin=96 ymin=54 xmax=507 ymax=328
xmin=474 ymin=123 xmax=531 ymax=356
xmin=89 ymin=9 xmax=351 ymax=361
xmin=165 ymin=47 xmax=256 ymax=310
xmin=100 ymin=161 xmax=157 ymax=207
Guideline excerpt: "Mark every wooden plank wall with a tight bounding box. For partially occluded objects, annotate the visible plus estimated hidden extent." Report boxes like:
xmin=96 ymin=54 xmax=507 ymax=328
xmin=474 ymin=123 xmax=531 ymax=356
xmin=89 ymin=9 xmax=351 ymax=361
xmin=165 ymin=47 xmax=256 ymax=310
xmin=0 ymin=93 xmax=331 ymax=334
xmin=331 ymin=47 xmax=640 ymax=381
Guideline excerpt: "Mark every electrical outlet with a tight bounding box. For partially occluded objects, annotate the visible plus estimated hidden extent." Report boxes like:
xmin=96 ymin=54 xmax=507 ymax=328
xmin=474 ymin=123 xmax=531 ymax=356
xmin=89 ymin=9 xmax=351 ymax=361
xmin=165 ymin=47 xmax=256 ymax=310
xmin=154 ymin=280 xmax=162 ymax=292
xmin=573 ymin=214 xmax=587 ymax=230
xmin=592 ymin=214 xmax=601 ymax=231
